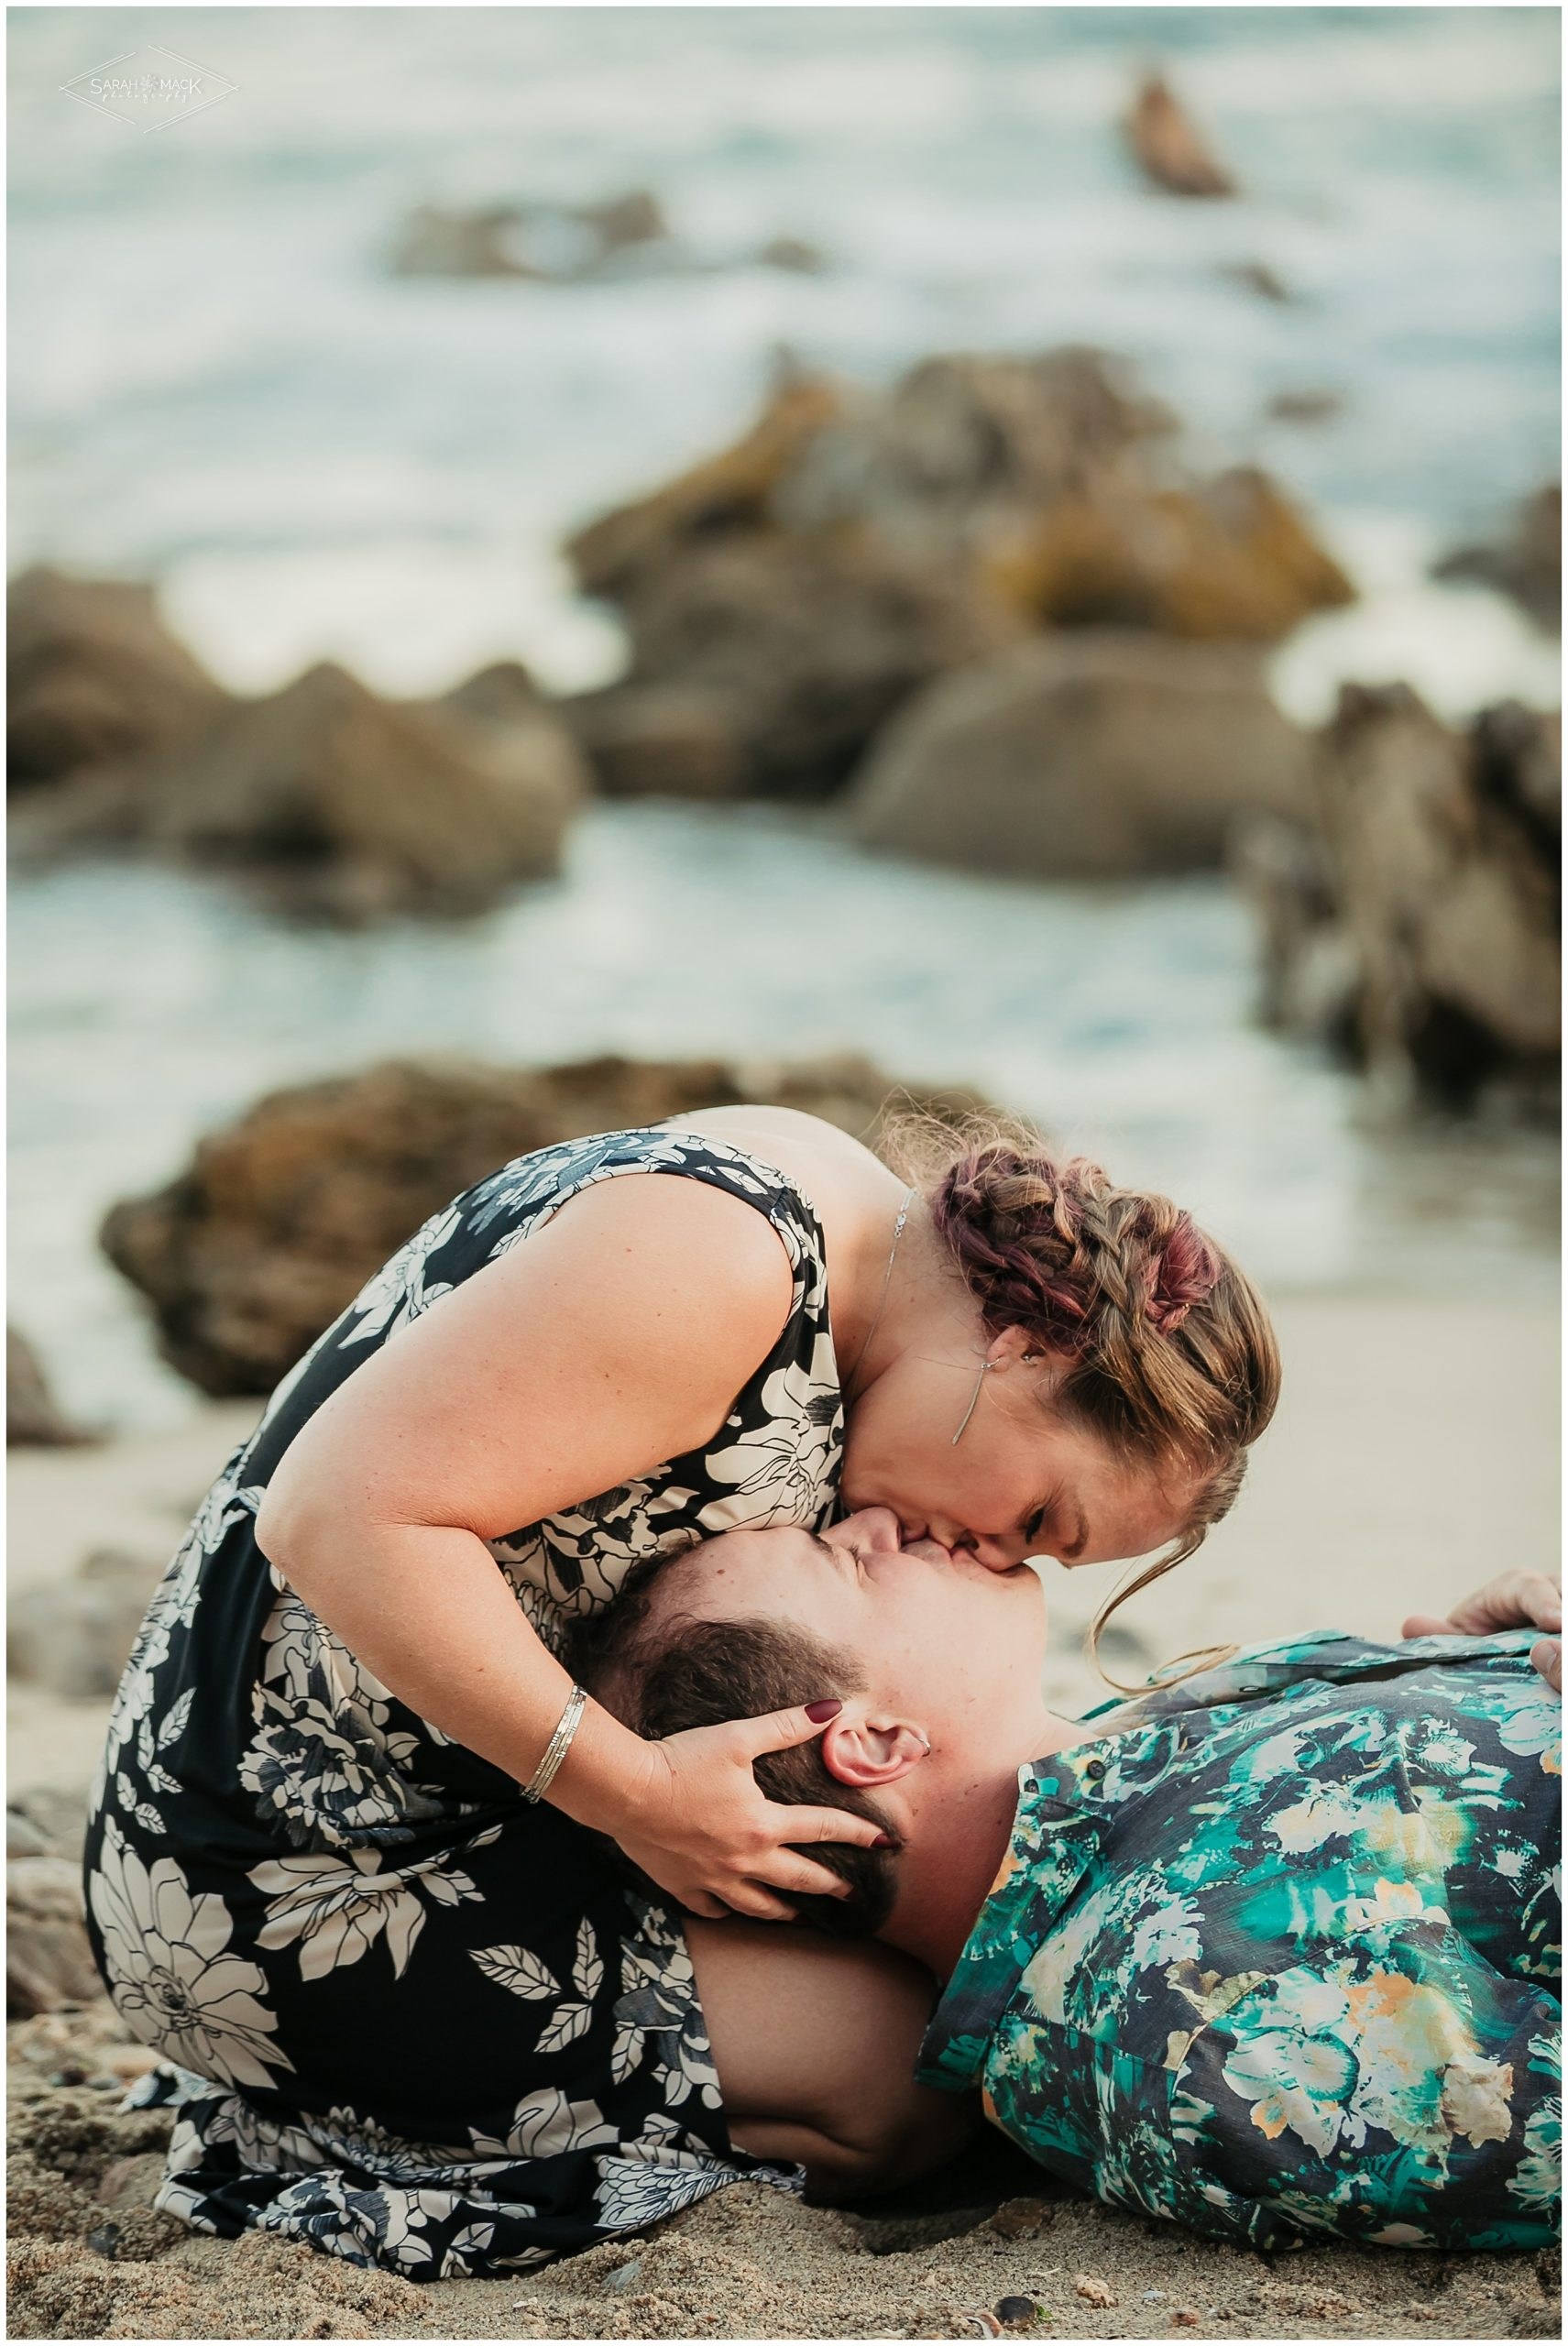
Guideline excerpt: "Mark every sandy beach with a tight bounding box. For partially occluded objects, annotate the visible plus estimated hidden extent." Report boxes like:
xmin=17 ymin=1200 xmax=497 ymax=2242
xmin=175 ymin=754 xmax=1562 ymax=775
xmin=7 ymin=1288 xmax=1560 ymax=2340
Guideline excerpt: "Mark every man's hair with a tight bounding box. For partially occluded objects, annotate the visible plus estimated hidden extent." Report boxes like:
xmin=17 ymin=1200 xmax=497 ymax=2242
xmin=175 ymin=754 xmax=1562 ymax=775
xmin=565 ymin=1561 xmax=898 ymax=1936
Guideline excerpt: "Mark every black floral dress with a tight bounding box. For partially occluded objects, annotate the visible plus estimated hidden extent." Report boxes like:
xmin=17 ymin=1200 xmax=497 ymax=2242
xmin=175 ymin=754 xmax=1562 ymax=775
xmin=82 ymin=1127 xmax=845 ymax=2279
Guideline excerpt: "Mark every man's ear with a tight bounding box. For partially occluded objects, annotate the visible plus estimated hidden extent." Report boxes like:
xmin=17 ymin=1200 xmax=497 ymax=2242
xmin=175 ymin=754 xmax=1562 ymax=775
xmin=819 ymin=1713 xmax=928 ymax=1788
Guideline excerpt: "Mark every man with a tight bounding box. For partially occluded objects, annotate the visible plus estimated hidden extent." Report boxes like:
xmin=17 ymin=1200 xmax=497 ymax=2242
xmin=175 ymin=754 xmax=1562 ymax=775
xmin=571 ymin=1512 xmax=1561 ymax=2253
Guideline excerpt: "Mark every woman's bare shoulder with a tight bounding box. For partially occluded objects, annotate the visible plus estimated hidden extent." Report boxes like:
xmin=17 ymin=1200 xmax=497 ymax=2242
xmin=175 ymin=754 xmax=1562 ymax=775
xmin=667 ymin=1106 xmax=901 ymax=1225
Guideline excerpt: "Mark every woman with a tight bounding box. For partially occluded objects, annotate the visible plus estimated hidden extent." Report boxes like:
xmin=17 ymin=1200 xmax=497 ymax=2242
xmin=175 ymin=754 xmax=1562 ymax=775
xmin=85 ymin=1104 xmax=1278 ymax=2275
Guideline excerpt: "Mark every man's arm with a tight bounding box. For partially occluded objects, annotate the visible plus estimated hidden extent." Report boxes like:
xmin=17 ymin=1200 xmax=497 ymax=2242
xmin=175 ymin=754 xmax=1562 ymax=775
xmin=1403 ymin=1568 xmax=1562 ymax=1693
xmin=687 ymin=1921 xmax=980 ymax=2198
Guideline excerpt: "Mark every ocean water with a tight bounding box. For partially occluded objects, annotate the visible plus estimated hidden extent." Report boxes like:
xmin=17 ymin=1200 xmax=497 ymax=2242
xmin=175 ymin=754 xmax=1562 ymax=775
xmin=6 ymin=7 xmax=1562 ymax=1425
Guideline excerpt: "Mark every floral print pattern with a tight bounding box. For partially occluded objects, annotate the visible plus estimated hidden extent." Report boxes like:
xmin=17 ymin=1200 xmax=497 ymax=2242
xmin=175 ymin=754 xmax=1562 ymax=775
xmin=920 ymin=1631 xmax=1562 ymax=2253
xmin=85 ymin=1127 xmax=839 ymax=2276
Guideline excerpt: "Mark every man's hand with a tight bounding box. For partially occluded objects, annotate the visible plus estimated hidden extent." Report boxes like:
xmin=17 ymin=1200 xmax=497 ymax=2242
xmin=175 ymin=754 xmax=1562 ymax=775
xmin=1403 ymin=1569 xmax=1562 ymax=1694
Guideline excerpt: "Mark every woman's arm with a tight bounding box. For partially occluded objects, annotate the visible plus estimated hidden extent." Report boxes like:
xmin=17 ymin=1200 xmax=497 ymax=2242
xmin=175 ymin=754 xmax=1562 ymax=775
xmin=254 ymin=1174 xmax=889 ymax=1917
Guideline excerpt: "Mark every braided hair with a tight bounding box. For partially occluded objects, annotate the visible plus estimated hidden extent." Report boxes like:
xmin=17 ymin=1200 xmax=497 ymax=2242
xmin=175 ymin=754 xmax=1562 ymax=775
xmin=899 ymin=1118 xmax=1280 ymax=1683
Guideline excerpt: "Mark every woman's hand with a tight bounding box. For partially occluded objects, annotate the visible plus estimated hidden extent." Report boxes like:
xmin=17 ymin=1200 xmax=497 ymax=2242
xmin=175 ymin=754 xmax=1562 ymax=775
xmin=608 ymin=1703 xmax=894 ymax=1923
xmin=1403 ymin=1570 xmax=1562 ymax=1694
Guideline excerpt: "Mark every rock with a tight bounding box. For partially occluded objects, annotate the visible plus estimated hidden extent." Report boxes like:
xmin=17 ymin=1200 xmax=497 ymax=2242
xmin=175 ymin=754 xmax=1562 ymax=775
xmin=996 ymin=2298 xmax=1039 ymax=2328
xmin=755 ymin=235 xmax=829 ymax=274
xmin=983 ymin=2198 xmax=1055 ymax=2242
xmin=7 ymin=1327 xmax=93 ymax=1448
xmin=1073 ymin=2274 xmax=1116 ymax=2309
xmin=389 ymin=203 xmax=539 ymax=279
xmin=9 ymin=1551 xmax=160 ymax=1700
xmin=440 ymin=659 xmax=543 ymax=726
xmin=1232 ymin=817 xmax=1359 ymax=1050
xmin=1265 ymin=389 xmax=1345 ymax=427
xmin=7 ymin=1791 xmax=91 ymax=1865
xmin=101 ymin=1052 xmax=993 ymax=1396
xmin=7 ymin=567 xmax=231 ymax=794
xmin=565 ymin=352 xmax=1347 ymax=795
xmin=770 ymin=348 xmax=1180 ymax=568
xmin=847 ymin=633 xmax=1310 ymax=880
xmin=391 ymin=190 xmax=671 ymax=284
xmin=137 ymin=661 xmax=586 ymax=922
xmin=575 ymin=188 xmax=669 ymax=255
xmin=990 ymin=468 xmax=1355 ymax=642
xmin=603 ymin=532 xmax=1014 ymax=798
xmin=567 ymin=372 xmax=846 ymax=602
xmin=1220 ymin=259 xmax=1294 ymax=305
xmin=1435 ymin=483 xmax=1561 ymax=631
xmin=1123 ymin=72 xmax=1237 ymax=199
xmin=7 ymin=1857 xmax=102 ymax=2016
xmin=562 ymin=685 xmax=744 ymax=800
xmin=1241 ymin=688 xmax=1561 ymax=1108
xmin=601 ymin=2259 xmax=644 ymax=2294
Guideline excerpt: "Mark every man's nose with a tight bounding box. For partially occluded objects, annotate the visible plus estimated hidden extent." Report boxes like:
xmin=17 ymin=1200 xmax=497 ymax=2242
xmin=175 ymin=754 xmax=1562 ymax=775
xmin=842 ymin=1505 xmax=904 ymax=1552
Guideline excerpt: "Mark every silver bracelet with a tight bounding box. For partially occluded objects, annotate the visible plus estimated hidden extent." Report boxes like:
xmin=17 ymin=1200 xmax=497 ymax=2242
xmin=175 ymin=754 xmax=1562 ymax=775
xmin=525 ymin=1683 xmax=587 ymax=1804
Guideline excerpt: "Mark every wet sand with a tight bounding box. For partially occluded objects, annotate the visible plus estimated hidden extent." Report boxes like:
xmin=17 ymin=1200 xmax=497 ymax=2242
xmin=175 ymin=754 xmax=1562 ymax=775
xmin=7 ymin=1290 xmax=1561 ymax=2340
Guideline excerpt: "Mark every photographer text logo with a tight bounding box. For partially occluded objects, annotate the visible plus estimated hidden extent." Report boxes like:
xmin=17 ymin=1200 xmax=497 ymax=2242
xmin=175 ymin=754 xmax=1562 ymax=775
xmin=61 ymin=46 xmax=237 ymax=135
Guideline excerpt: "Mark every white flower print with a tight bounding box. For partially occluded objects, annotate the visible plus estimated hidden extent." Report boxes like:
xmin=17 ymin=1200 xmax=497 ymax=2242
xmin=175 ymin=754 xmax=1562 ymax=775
xmin=90 ymin=1818 xmax=291 ymax=2092
xmin=612 ymin=1899 xmax=724 ymax=2112
xmin=470 ymin=2084 xmax=618 ymax=2163
xmin=239 ymin=1689 xmax=439 ymax=1848
xmin=251 ymin=1844 xmax=478 ymax=1980
xmin=700 ymin=1336 xmax=843 ymax=1529
xmin=593 ymin=2111 xmax=802 ymax=2233
xmin=334 ymin=1200 xmax=463 ymax=1354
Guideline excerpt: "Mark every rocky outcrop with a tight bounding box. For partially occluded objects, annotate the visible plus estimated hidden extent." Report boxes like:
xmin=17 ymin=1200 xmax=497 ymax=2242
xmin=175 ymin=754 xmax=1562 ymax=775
xmin=1236 ymin=689 xmax=1561 ymax=1108
xmin=9 ymin=1552 xmax=160 ymax=1701
xmin=7 ymin=1858 xmax=102 ymax=2016
xmin=562 ymin=684 xmax=743 ymax=799
xmin=565 ymin=350 xmax=1347 ymax=799
xmin=846 ymin=633 xmax=1310 ymax=880
xmin=989 ymin=469 xmax=1354 ymax=641
xmin=101 ymin=1053 xmax=992 ymax=1397
xmin=7 ymin=1329 xmax=92 ymax=1449
xmin=1123 ymin=73 xmax=1237 ymax=199
xmin=391 ymin=189 xmax=673 ymax=281
xmin=1435 ymin=484 xmax=1561 ymax=632
xmin=7 ymin=568 xmax=230 ymax=793
xmin=16 ymin=661 xmax=589 ymax=924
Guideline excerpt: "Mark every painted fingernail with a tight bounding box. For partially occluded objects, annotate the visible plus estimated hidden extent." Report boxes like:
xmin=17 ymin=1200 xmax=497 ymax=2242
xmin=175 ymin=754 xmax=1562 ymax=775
xmin=872 ymin=1833 xmax=897 ymax=1850
xmin=805 ymin=1699 xmax=841 ymax=1722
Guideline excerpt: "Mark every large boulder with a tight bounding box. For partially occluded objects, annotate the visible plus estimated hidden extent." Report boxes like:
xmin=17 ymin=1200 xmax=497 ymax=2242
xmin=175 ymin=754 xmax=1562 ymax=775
xmin=7 ymin=568 xmax=231 ymax=793
xmin=565 ymin=351 xmax=1350 ymax=796
xmin=101 ymin=1053 xmax=992 ymax=1397
xmin=598 ymin=532 xmax=1014 ymax=799
xmin=9 ymin=1552 xmax=161 ymax=1702
xmin=989 ymin=470 xmax=1355 ymax=641
xmin=7 ymin=1858 xmax=102 ymax=2017
xmin=845 ymin=633 xmax=1310 ymax=880
xmin=561 ymin=684 xmax=744 ymax=800
xmin=130 ymin=663 xmax=586 ymax=922
xmin=7 ymin=1328 xmax=92 ymax=1449
xmin=1122 ymin=72 xmax=1237 ymax=199
xmin=1435 ymin=483 xmax=1561 ymax=633
xmin=1236 ymin=688 xmax=1561 ymax=1108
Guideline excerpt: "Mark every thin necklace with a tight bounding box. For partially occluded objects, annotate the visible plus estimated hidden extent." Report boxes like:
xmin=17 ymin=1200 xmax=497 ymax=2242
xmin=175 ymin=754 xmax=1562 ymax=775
xmin=844 ymin=1186 xmax=916 ymax=1397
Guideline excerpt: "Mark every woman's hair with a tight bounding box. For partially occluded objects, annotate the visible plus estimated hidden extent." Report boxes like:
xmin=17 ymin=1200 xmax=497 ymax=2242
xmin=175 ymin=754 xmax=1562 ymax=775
xmin=565 ymin=1571 xmax=897 ymax=1936
xmin=889 ymin=1106 xmax=1281 ymax=1686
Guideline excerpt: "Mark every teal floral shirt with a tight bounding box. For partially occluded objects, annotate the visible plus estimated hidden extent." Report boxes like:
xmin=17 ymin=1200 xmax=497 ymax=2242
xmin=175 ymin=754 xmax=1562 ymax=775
xmin=918 ymin=1631 xmax=1561 ymax=2253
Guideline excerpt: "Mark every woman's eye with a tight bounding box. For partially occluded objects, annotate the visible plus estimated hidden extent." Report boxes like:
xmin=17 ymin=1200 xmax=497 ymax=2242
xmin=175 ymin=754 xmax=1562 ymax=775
xmin=1024 ymin=1511 xmax=1047 ymax=1547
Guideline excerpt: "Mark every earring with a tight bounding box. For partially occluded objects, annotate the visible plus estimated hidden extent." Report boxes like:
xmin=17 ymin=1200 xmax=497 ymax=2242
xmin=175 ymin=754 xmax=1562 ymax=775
xmin=951 ymin=1359 xmax=994 ymax=1446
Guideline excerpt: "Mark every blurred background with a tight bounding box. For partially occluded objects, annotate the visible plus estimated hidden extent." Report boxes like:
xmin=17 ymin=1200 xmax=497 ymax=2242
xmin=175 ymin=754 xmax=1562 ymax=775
xmin=6 ymin=9 xmax=1561 ymax=1735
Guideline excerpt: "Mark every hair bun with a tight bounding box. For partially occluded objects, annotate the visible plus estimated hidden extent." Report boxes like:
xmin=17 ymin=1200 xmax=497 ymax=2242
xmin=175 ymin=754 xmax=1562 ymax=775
xmin=1145 ymin=1216 xmax=1221 ymax=1336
